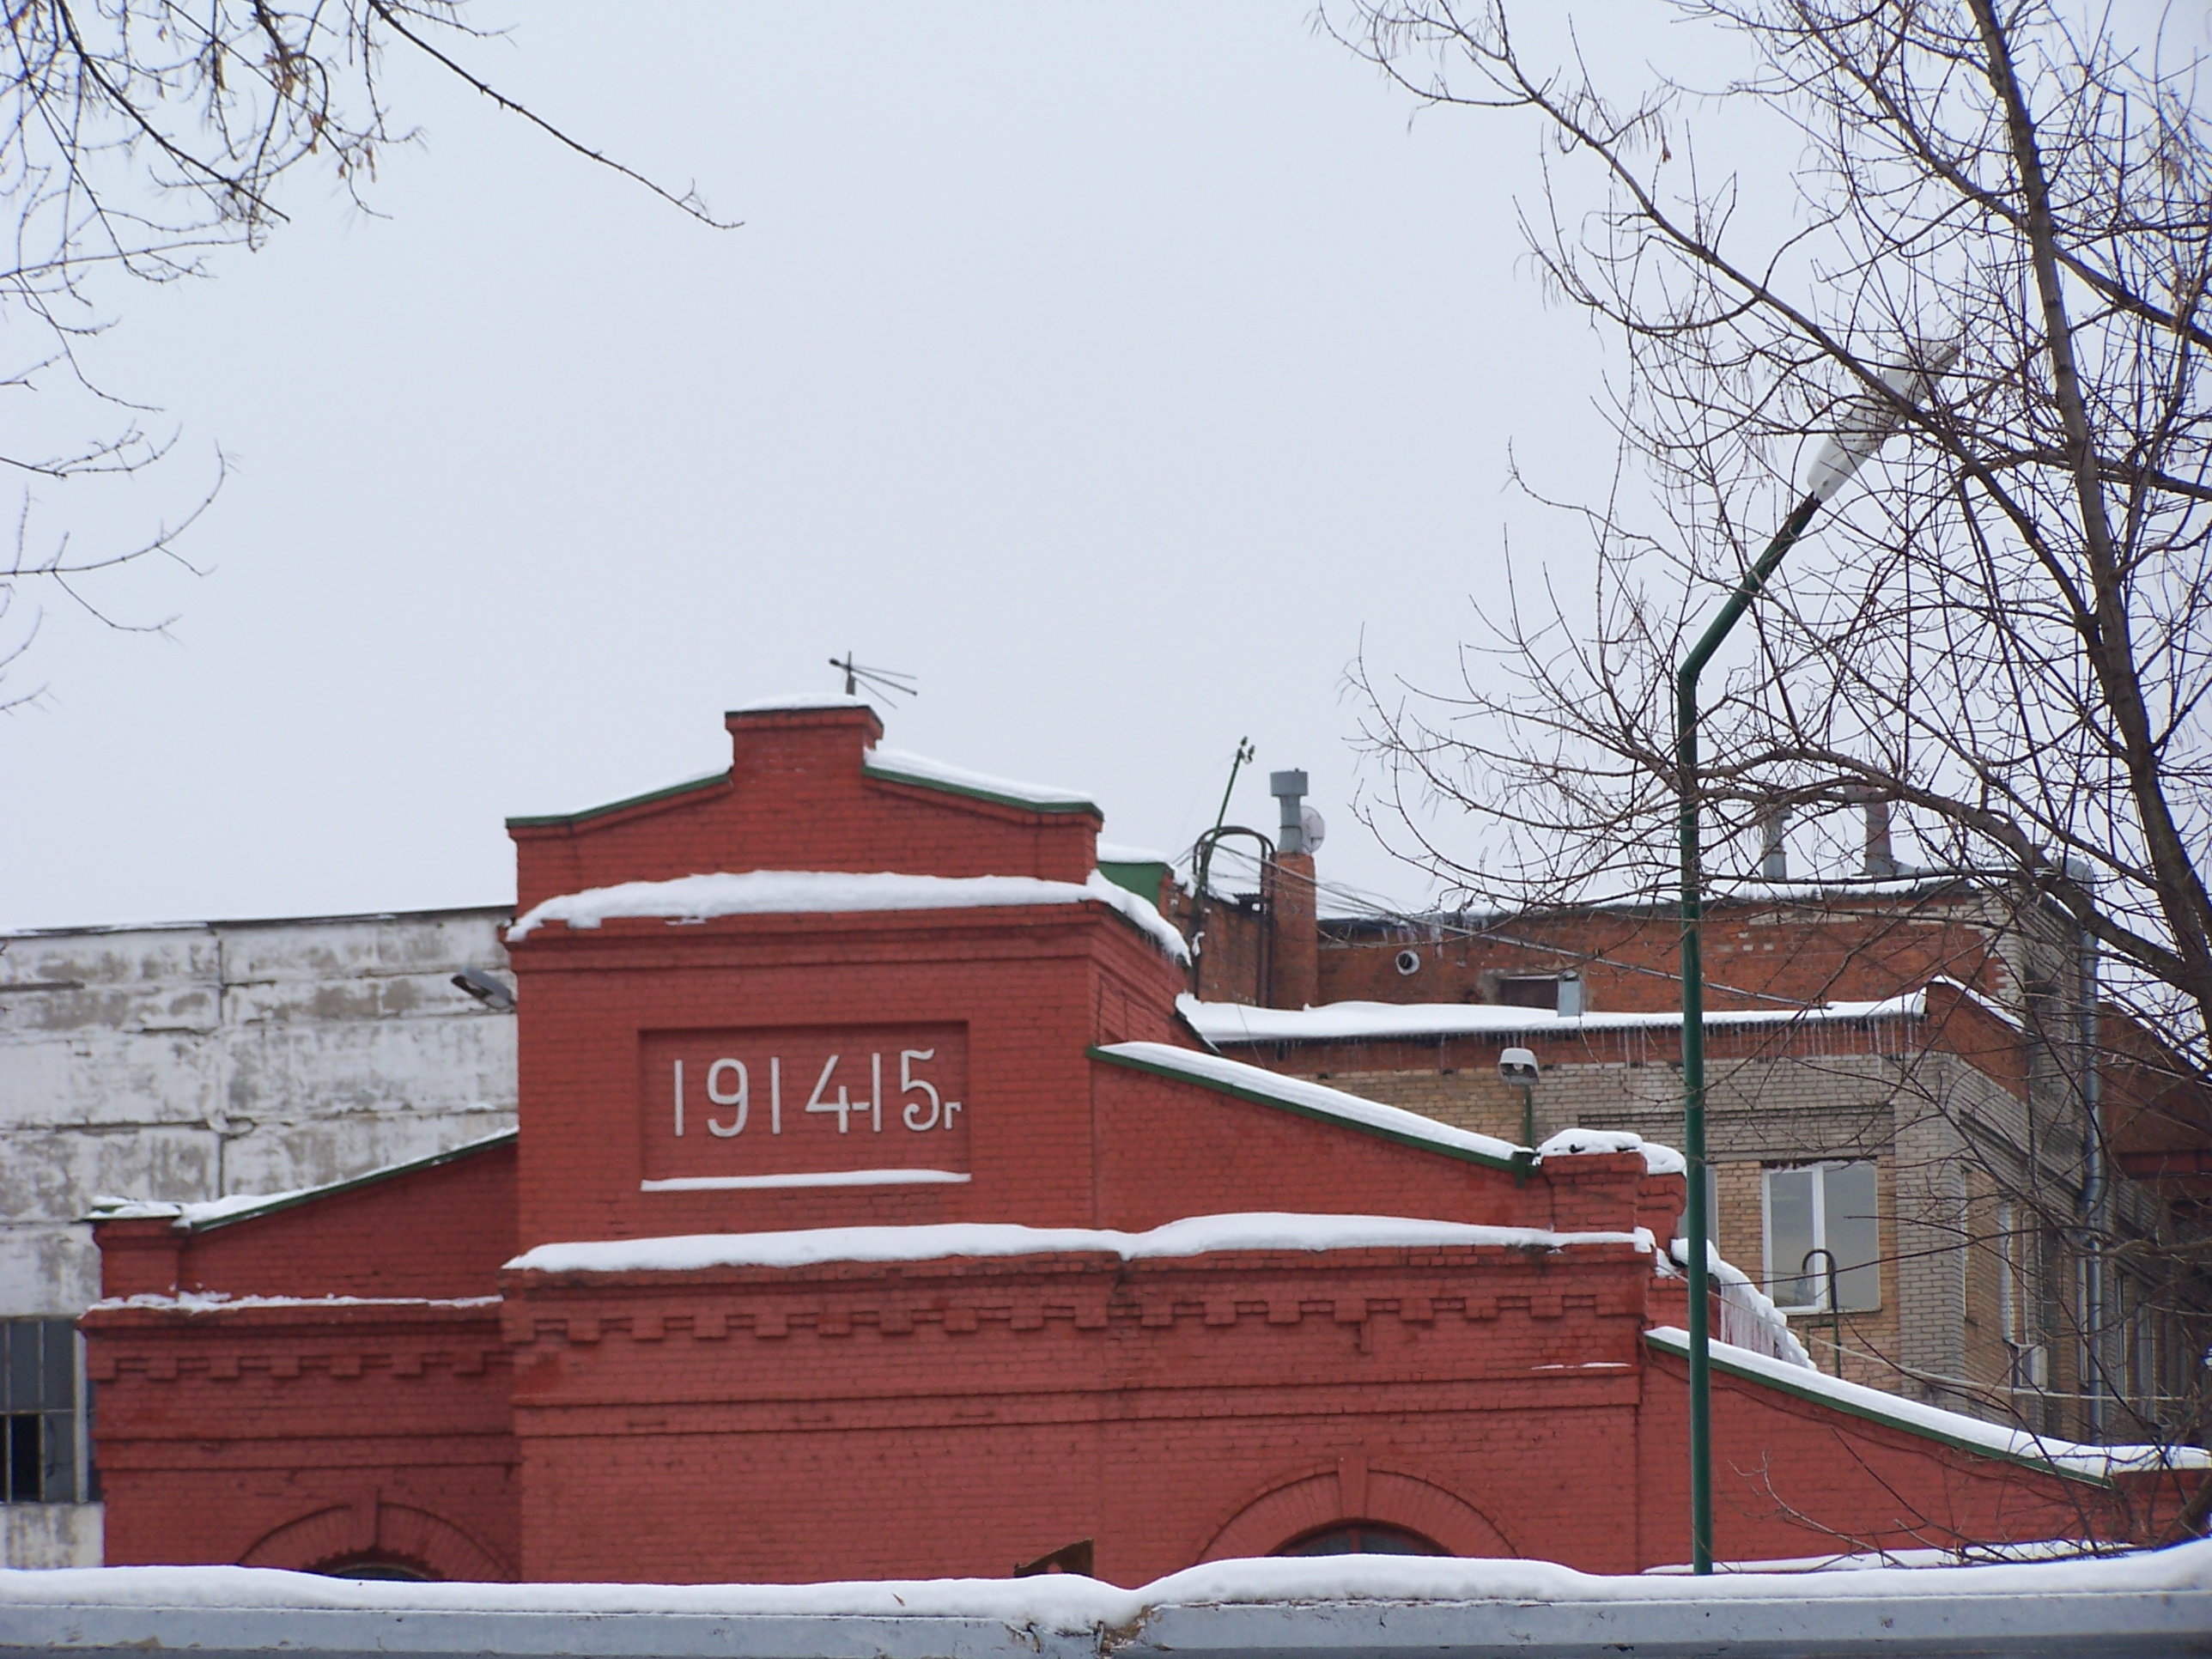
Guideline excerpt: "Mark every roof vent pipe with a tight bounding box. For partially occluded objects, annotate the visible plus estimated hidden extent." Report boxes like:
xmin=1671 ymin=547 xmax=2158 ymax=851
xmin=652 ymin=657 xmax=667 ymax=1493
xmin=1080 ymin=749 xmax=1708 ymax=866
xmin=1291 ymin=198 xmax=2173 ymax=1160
xmin=1270 ymin=770 xmax=1310 ymax=856
xmin=1758 ymin=806 xmax=1789 ymax=881
xmin=1846 ymin=787 xmax=1899 ymax=878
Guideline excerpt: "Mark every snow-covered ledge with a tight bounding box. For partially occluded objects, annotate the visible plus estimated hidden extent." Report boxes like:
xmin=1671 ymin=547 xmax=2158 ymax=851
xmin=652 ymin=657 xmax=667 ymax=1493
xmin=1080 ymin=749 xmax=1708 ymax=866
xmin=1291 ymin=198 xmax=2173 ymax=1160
xmin=504 ymin=1213 xmax=1652 ymax=1277
xmin=506 ymin=869 xmax=1188 ymax=963
xmin=3 ymin=1545 xmax=2207 ymax=1659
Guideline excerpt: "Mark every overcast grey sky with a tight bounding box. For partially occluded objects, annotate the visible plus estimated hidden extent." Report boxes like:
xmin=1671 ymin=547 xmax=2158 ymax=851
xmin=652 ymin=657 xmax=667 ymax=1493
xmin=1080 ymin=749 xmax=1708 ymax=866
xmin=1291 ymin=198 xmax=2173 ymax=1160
xmin=2 ymin=3 xmax=2185 ymax=932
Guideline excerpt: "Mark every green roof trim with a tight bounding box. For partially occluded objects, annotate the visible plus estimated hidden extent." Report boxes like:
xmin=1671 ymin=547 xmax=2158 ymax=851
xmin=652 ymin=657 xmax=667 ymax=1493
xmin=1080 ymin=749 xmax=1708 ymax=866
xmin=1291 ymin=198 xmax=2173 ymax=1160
xmin=1087 ymin=1045 xmax=1527 ymax=1176
xmin=861 ymin=757 xmax=1099 ymax=817
xmin=1096 ymin=858 xmax=1171 ymax=905
xmin=185 ymin=1129 xmax=519 ymax=1235
xmin=1641 ymin=1328 xmax=2111 ymax=1488
xmin=506 ymin=771 xmax=728 ymax=830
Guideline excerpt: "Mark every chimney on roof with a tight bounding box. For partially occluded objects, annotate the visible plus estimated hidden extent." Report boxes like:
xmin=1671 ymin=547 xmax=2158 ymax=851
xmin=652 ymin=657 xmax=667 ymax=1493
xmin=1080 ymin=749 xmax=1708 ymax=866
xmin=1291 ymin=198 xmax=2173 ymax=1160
xmin=1266 ymin=769 xmax=1319 ymax=1010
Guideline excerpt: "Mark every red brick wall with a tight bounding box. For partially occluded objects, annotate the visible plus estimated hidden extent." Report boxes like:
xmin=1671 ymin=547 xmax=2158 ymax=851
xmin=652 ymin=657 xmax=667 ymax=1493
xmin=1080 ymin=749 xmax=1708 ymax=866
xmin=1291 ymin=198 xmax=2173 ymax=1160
xmin=1633 ymin=1341 xmax=2165 ymax=1564
xmin=501 ymin=1242 xmax=1659 ymax=1584
xmin=1087 ymin=1063 xmax=1577 ymax=1234
xmin=86 ymin=1302 xmax=519 ymax=1577
xmin=84 ymin=1144 xmax=521 ymax=1578
xmin=1267 ymin=854 xmax=1318 ymax=1009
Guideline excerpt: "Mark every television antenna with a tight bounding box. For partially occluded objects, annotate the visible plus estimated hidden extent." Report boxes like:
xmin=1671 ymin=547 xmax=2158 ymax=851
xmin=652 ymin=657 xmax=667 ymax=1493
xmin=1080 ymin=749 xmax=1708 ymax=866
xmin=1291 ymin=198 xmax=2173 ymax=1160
xmin=830 ymin=653 xmax=918 ymax=708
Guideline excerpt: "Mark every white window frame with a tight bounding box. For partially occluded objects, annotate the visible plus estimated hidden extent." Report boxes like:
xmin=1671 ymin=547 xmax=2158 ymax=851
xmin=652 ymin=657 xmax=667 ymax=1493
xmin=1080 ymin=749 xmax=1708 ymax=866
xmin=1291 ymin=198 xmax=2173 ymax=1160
xmin=1761 ymin=1161 xmax=1881 ymax=1316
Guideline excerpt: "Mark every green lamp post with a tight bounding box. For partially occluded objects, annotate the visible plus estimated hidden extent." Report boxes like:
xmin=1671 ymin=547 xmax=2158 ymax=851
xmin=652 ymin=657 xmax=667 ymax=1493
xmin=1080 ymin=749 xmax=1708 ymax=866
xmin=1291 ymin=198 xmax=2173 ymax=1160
xmin=1677 ymin=343 xmax=1956 ymax=1573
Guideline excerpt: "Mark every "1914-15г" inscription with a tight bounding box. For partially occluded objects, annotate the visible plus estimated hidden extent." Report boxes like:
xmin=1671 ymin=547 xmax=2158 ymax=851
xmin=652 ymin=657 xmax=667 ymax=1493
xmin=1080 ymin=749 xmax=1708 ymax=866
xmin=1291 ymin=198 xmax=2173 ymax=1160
xmin=638 ymin=1024 xmax=969 ymax=1190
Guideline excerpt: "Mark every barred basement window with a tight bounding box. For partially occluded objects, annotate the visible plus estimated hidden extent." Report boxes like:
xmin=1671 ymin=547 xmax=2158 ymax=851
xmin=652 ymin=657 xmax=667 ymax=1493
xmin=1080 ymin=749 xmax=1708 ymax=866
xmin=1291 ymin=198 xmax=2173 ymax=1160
xmin=1276 ymin=1523 xmax=1448 ymax=1557
xmin=1762 ymin=1163 xmax=1880 ymax=1314
xmin=2 ymin=1318 xmax=89 ymax=1504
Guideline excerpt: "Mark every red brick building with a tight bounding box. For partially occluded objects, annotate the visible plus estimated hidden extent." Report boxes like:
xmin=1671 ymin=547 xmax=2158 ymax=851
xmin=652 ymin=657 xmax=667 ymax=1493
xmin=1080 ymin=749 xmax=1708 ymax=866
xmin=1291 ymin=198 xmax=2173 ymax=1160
xmin=81 ymin=701 xmax=2202 ymax=1583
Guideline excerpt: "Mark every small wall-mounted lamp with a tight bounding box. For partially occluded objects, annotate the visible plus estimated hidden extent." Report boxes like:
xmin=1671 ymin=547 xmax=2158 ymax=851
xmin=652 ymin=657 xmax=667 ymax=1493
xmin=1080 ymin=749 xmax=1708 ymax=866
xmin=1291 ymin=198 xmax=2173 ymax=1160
xmin=452 ymin=968 xmax=516 ymax=1012
xmin=1499 ymin=1047 xmax=1540 ymax=1149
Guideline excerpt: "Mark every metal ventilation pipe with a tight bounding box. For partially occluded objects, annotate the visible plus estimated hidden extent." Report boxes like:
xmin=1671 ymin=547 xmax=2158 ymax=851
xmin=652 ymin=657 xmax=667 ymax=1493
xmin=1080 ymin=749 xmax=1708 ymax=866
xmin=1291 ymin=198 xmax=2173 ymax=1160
xmin=1845 ymin=788 xmax=1899 ymax=877
xmin=1270 ymin=771 xmax=1310 ymax=855
xmin=1758 ymin=806 xmax=1789 ymax=881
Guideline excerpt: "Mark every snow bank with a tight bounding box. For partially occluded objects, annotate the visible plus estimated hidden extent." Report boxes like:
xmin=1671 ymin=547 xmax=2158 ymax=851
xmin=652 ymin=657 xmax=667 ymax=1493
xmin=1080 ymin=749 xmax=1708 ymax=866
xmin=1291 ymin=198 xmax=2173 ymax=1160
xmin=1093 ymin=1042 xmax=1527 ymax=1166
xmin=5 ymin=1538 xmax=2205 ymax=1619
xmin=1180 ymin=991 xmax=1927 ymax=1044
xmin=506 ymin=1212 xmax=1651 ymax=1277
xmin=507 ymin=869 xmax=1188 ymax=963
xmin=1646 ymin=1326 xmax=2211 ymax=1475
xmin=1535 ymin=1127 xmax=1687 ymax=1176
xmin=864 ymin=746 xmax=1097 ymax=812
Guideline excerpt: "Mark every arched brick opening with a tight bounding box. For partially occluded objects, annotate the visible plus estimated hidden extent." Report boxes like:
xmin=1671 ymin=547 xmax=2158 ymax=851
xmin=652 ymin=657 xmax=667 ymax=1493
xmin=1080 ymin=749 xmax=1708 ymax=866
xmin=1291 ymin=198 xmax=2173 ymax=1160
xmin=1200 ymin=1465 xmax=1518 ymax=1562
xmin=241 ymin=1499 xmax=512 ymax=1582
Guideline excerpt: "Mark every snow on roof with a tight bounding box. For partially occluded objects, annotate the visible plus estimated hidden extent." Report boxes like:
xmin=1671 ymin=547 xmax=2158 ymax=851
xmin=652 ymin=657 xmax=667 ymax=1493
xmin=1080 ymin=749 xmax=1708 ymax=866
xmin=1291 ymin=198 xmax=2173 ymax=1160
xmin=507 ymin=869 xmax=1188 ymax=963
xmin=88 ymin=1292 xmax=501 ymax=1315
xmin=1661 ymin=1240 xmax=1813 ymax=1367
xmin=1645 ymin=1327 xmax=2212 ymax=1480
xmin=864 ymin=745 xmax=1099 ymax=814
xmin=507 ymin=1212 xmax=1651 ymax=1277
xmin=1181 ymin=991 xmax=1929 ymax=1046
xmin=1928 ymin=972 xmax=2027 ymax=1030
xmin=87 ymin=1129 xmax=518 ymax=1233
xmin=1091 ymin=1042 xmax=1528 ymax=1170
xmin=1097 ymin=841 xmax=1173 ymax=865
xmin=726 ymin=692 xmax=878 ymax=714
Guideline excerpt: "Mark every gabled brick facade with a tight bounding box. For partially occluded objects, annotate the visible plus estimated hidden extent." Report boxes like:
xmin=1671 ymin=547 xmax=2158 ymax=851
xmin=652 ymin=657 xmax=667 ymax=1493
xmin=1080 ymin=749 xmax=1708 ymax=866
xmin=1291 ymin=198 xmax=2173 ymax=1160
xmin=82 ymin=702 xmax=2201 ymax=1583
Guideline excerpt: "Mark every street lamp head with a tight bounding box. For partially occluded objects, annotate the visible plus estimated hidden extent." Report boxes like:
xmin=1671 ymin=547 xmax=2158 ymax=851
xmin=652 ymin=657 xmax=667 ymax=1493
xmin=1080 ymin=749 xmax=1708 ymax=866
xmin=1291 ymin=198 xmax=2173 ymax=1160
xmin=1804 ymin=339 xmax=1960 ymax=503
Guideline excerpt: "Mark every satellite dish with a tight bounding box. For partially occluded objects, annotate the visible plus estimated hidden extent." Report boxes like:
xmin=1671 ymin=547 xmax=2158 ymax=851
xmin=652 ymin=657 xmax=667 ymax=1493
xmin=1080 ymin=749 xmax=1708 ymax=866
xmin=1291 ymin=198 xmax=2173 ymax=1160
xmin=1300 ymin=805 xmax=1327 ymax=852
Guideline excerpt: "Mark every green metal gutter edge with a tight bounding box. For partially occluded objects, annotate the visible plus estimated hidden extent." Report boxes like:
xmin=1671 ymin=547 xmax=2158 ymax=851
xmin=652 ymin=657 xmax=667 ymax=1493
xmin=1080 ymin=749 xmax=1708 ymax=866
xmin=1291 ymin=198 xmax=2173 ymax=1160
xmin=862 ymin=758 xmax=1100 ymax=817
xmin=506 ymin=772 xmax=728 ymax=830
xmin=1640 ymin=1328 xmax=2111 ymax=1488
xmin=1087 ymin=1045 xmax=1528 ymax=1176
xmin=1170 ymin=1006 xmax=1224 ymax=1057
xmin=180 ymin=1129 xmax=519 ymax=1236
xmin=1097 ymin=859 xmax=1172 ymax=904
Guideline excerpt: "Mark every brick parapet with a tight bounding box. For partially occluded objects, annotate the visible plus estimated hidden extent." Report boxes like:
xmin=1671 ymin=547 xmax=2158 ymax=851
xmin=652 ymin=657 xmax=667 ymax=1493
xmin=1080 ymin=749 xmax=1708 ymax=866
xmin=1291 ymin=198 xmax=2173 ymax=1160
xmin=501 ymin=1242 xmax=1660 ymax=1354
